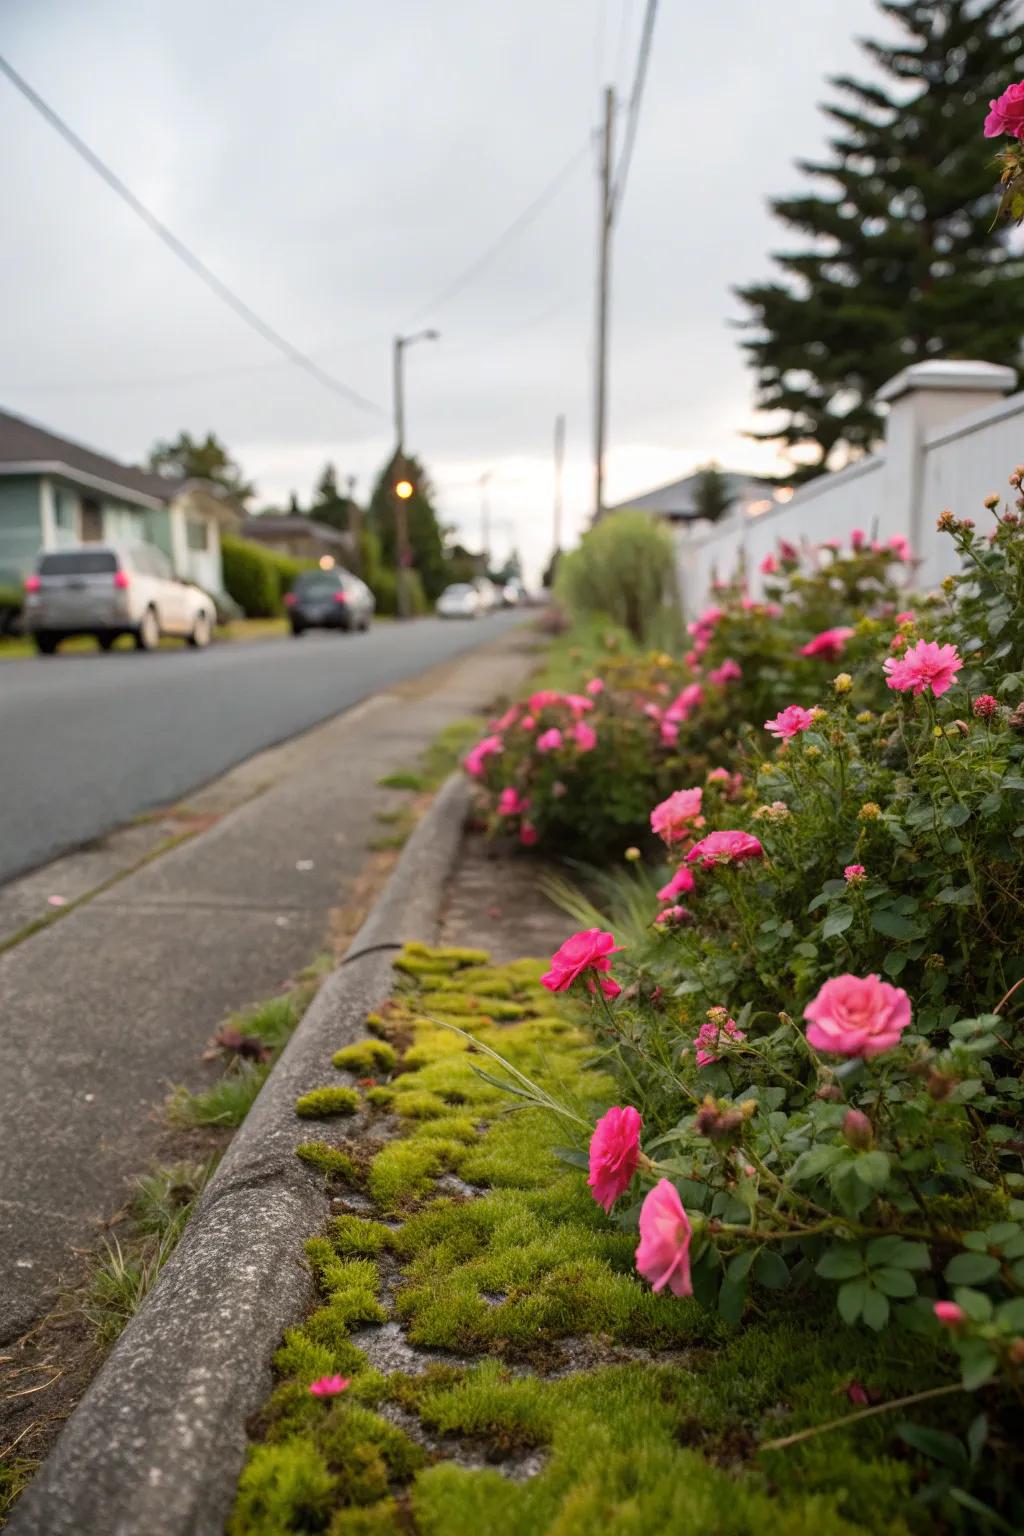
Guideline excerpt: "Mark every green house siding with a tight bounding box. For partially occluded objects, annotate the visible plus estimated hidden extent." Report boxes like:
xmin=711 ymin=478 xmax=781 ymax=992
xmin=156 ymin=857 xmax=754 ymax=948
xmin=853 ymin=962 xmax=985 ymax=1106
xmin=0 ymin=477 xmax=43 ymax=588
xmin=143 ymin=506 xmax=175 ymax=561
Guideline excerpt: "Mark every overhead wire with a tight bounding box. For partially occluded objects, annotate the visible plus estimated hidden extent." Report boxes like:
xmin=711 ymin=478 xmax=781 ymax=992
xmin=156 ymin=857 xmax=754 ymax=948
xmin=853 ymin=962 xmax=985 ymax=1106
xmin=0 ymin=52 xmax=387 ymax=417
xmin=611 ymin=0 xmax=658 ymax=219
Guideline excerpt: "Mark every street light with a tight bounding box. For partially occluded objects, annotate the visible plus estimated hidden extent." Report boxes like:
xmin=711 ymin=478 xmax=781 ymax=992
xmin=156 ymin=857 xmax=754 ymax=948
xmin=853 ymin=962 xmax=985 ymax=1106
xmin=391 ymin=330 xmax=439 ymax=619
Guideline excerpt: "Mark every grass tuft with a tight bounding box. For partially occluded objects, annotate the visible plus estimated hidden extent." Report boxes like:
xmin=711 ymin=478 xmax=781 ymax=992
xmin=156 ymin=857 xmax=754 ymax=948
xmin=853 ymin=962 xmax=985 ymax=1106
xmin=296 ymin=1086 xmax=361 ymax=1119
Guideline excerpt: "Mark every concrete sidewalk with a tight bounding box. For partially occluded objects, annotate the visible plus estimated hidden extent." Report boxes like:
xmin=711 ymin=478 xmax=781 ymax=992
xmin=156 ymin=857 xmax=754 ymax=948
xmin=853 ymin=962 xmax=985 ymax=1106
xmin=0 ymin=628 xmax=535 ymax=1341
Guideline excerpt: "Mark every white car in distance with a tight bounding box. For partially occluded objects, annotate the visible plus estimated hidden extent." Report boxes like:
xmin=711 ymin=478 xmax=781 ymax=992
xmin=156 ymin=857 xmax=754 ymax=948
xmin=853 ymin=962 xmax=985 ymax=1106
xmin=436 ymin=583 xmax=480 ymax=619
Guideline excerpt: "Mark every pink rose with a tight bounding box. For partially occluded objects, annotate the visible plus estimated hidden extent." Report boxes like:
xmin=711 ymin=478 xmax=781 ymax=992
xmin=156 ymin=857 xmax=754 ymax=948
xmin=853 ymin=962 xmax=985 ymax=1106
xmin=934 ymin=1300 xmax=967 ymax=1328
xmin=650 ymin=788 xmax=705 ymax=845
xmin=660 ymin=719 xmax=679 ymax=746
xmin=888 ymin=534 xmax=912 ymax=562
xmin=654 ymin=904 xmax=692 ymax=927
xmin=759 ymin=553 xmax=778 ymax=576
xmin=709 ymin=658 xmax=742 ymax=686
xmin=541 ymin=928 xmax=621 ymax=993
xmin=851 ymin=528 xmax=866 ymax=551
xmin=463 ymin=734 xmax=503 ymax=778
xmin=883 ymin=639 xmax=963 ymax=698
xmin=804 ymin=973 xmax=912 ymax=1058
xmin=587 ymin=1105 xmax=642 ymax=1213
xmin=693 ymin=1015 xmax=745 ymax=1066
xmin=498 ymin=786 xmax=529 ymax=817
xmin=585 ymin=677 xmax=605 ymax=696
xmin=564 ymin=694 xmax=594 ymax=717
xmin=765 ymin=705 xmax=816 ymax=740
xmin=686 ymin=830 xmax=764 ymax=869
xmin=800 ymin=627 xmax=854 ymax=661
xmin=519 ymin=822 xmax=538 ymax=846
xmin=529 ymin=689 xmax=562 ymax=712
xmin=706 ymin=767 xmax=730 ymax=783
xmin=657 ymin=865 xmax=696 ymax=902
xmin=778 ymin=539 xmax=798 ymax=562
xmin=843 ymin=864 xmax=866 ymax=883
xmin=985 ymin=80 xmax=1024 ymax=139
xmin=520 ymin=714 xmax=535 ymax=730
xmin=537 ymin=727 xmax=563 ymax=753
xmin=309 ymin=1375 xmax=350 ymax=1397
xmin=635 ymin=1180 xmax=693 ymax=1298
xmin=571 ymin=720 xmax=597 ymax=751
xmin=494 ymin=706 xmax=519 ymax=731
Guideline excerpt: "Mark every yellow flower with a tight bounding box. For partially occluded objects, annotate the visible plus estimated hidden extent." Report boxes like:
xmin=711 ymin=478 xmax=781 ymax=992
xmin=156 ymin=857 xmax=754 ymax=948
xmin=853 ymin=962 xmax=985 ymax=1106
xmin=859 ymin=801 xmax=881 ymax=821
xmin=833 ymin=673 xmax=853 ymax=694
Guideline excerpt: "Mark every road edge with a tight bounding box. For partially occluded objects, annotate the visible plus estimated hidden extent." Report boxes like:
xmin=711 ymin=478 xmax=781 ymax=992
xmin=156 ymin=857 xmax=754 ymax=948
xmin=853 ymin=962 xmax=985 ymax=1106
xmin=10 ymin=773 xmax=472 ymax=1536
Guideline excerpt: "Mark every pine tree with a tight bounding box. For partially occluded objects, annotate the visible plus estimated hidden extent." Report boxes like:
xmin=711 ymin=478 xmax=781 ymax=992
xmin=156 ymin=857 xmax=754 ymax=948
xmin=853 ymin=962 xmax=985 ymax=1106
xmin=736 ymin=0 xmax=1024 ymax=479
xmin=368 ymin=453 xmax=448 ymax=601
xmin=692 ymin=462 xmax=732 ymax=521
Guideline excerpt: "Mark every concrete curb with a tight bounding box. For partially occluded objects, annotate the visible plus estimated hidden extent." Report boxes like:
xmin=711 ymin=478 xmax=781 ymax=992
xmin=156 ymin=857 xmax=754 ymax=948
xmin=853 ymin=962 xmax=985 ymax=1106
xmin=11 ymin=774 xmax=472 ymax=1536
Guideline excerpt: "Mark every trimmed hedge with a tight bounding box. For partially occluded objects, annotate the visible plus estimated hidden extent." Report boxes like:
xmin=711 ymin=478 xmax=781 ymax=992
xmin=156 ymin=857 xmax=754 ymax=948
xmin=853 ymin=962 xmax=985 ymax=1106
xmin=221 ymin=535 xmax=310 ymax=618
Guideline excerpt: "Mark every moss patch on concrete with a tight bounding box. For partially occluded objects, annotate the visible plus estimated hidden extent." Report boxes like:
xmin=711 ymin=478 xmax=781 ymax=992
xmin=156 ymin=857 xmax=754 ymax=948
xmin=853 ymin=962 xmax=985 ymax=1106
xmin=229 ymin=945 xmax=966 ymax=1536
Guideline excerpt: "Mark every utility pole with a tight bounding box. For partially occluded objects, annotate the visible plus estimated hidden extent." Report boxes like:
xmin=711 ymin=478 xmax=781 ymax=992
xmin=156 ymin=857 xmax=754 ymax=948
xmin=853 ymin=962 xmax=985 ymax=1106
xmin=594 ymin=85 xmax=614 ymax=524
xmin=480 ymin=471 xmax=492 ymax=571
xmin=345 ymin=473 xmax=361 ymax=576
xmin=390 ymin=329 xmax=439 ymax=618
xmin=553 ymin=413 xmax=565 ymax=553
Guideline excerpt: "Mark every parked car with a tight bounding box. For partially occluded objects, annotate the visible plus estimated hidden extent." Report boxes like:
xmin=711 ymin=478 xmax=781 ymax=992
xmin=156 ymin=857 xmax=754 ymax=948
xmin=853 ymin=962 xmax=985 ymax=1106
xmin=22 ymin=543 xmax=214 ymax=655
xmin=436 ymin=583 xmax=480 ymax=619
xmin=284 ymin=567 xmax=374 ymax=635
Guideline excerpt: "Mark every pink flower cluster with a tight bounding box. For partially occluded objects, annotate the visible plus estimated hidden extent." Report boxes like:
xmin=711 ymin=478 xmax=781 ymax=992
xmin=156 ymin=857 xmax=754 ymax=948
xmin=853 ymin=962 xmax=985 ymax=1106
xmin=694 ymin=1014 xmax=745 ymax=1067
xmin=686 ymin=605 xmax=724 ymax=662
xmin=463 ymin=734 xmax=503 ymax=778
xmin=542 ymin=928 xmax=622 ymax=1000
xmin=883 ymin=639 xmax=963 ymax=698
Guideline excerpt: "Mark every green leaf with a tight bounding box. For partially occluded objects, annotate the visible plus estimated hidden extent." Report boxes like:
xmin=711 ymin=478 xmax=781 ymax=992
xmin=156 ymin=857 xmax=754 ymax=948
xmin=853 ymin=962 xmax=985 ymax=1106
xmin=953 ymin=1287 xmax=993 ymax=1323
xmin=791 ymin=1145 xmax=845 ymax=1183
xmin=817 ymin=1244 xmax=865 ymax=1280
xmin=552 ymin=1147 xmax=590 ymax=1170
xmin=717 ymin=1273 xmax=747 ymax=1325
xmin=853 ymin=1150 xmax=891 ymax=1189
xmin=943 ymin=804 xmax=971 ymax=828
xmin=753 ymin=1249 xmax=791 ymax=1289
xmin=726 ymin=1248 xmax=756 ymax=1282
xmin=872 ymin=1265 xmax=916 ymax=1298
xmin=936 ymin=885 xmax=976 ymax=907
xmin=967 ymin=1413 xmax=988 ymax=1467
xmin=897 ymin=1422 xmax=967 ymax=1467
xmin=837 ymin=1277 xmax=867 ymax=1324
xmin=883 ymin=949 xmax=908 ymax=978
xmin=944 ymin=1252 xmax=1000 ymax=1285
xmin=871 ymin=909 xmax=924 ymax=941
xmin=822 ymin=907 xmax=854 ymax=938
xmin=959 ymin=1339 xmax=998 ymax=1392
xmin=861 ymin=1287 xmax=890 ymax=1331
xmin=866 ymin=1237 xmax=930 ymax=1270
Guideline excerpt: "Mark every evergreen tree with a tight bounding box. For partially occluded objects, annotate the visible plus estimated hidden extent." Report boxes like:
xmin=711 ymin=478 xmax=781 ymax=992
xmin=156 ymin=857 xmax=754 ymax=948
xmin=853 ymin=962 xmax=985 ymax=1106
xmin=736 ymin=0 xmax=1024 ymax=479
xmin=368 ymin=453 xmax=448 ymax=601
xmin=148 ymin=431 xmax=255 ymax=502
xmin=692 ymin=462 xmax=732 ymax=521
xmin=310 ymin=461 xmax=353 ymax=533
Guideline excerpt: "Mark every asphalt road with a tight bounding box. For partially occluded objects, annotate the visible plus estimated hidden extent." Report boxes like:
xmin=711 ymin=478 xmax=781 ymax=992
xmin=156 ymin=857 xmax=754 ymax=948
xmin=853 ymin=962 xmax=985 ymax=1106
xmin=0 ymin=612 xmax=524 ymax=884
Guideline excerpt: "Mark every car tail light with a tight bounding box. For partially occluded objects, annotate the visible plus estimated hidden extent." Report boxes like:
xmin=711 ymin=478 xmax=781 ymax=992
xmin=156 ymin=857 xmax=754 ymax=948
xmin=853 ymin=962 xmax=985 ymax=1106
xmin=284 ymin=592 xmax=297 ymax=607
xmin=113 ymin=570 xmax=130 ymax=590
xmin=333 ymin=590 xmax=347 ymax=604
xmin=23 ymin=574 xmax=41 ymax=593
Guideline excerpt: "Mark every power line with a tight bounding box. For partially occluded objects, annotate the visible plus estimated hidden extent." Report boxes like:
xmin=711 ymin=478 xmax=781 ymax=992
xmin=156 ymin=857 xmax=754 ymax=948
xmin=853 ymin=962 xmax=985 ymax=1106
xmin=0 ymin=52 xmax=386 ymax=418
xmin=612 ymin=0 xmax=658 ymax=218
xmin=405 ymin=137 xmax=592 ymax=323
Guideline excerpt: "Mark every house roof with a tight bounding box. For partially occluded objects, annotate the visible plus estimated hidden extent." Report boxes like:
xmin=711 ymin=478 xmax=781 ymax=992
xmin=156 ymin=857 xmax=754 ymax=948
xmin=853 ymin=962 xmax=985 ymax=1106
xmin=604 ymin=468 xmax=777 ymax=522
xmin=0 ymin=407 xmax=184 ymax=509
xmin=241 ymin=515 xmax=354 ymax=552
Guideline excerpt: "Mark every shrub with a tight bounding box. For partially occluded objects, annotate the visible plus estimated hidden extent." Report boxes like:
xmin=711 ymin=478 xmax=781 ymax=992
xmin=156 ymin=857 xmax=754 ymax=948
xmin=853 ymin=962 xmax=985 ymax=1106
xmin=221 ymin=535 xmax=308 ymax=618
xmin=555 ymin=511 xmax=682 ymax=648
xmin=523 ymin=491 xmax=1024 ymax=1401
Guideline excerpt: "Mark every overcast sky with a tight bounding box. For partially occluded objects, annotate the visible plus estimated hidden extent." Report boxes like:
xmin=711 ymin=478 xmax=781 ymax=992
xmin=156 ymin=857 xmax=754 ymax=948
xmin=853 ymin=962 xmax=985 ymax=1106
xmin=0 ymin=0 xmax=886 ymax=581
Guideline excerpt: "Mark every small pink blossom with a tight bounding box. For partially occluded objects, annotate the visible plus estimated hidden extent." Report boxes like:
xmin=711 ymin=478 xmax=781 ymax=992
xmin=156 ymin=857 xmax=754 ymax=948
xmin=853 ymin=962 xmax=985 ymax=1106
xmin=572 ymin=721 xmax=597 ymax=752
xmin=643 ymin=702 xmax=663 ymax=722
xmin=660 ymin=719 xmax=679 ymax=746
xmin=529 ymin=689 xmax=562 ymax=712
xmin=588 ymin=1106 xmax=642 ymax=1213
xmin=564 ymin=693 xmax=594 ymax=717
xmin=778 ymin=539 xmax=798 ymax=562
xmin=888 ymin=534 xmax=912 ymax=562
xmin=650 ymin=788 xmax=705 ymax=844
xmin=801 ymin=627 xmax=854 ymax=661
xmin=541 ymin=928 xmax=621 ymax=993
xmin=684 ymin=649 xmax=701 ymax=669
xmin=519 ymin=822 xmax=538 ymax=846
xmin=883 ymin=639 xmax=963 ymax=698
xmin=934 ymin=1300 xmax=967 ymax=1328
xmin=804 ymin=973 xmax=912 ymax=1058
xmin=537 ymin=727 xmax=563 ymax=753
xmin=709 ymin=658 xmax=742 ymax=686
xmin=851 ymin=528 xmax=866 ymax=551
xmin=585 ymin=677 xmax=605 ymax=696
xmin=765 ymin=704 xmax=816 ymax=740
xmin=984 ymin=80 xmax=1024 ymax=139
xmin=654 ymin=904 xmax=692 ymax=927
xmin=686 ymin=830 xmax=764 ymax=869
xmin=973 ymin=693 xmax=999 ymax=719
xmin=309 ymin=1375 xmax=350 ymax=1397
xmin=550 ymin=780 xmax=567 ymax=798
xmin=694 ymin=1015 xmax=745 ymax=1066
xmin=657 ymin=865 xmax=696 ymax=902
xmin=635 ymin=1180 xmax=693 ymax=1298
xmin=494 ymin=706 xmax=520 ymax=731
xmin=895 ymin=610 xmax=915 ymax=624
xmin=706 ymin=767 xmax=730 ymax=783
xmin=463 ymin=735 xmax=503 ymax=778
xmin=843 ymin=864 xmax=866 ymax=883
xmin=759 ymin=553 xmax=778 ymax=576
xmin=520 ymin=714 xmax=535 ymax=730
xmin=498 ymin=786 xmax=529 ymax=817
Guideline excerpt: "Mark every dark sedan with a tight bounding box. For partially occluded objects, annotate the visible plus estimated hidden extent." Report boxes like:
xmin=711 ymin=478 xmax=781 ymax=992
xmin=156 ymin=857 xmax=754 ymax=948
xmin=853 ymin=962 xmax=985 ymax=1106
xmin=284 ymin=567 xmax=375 ymax=635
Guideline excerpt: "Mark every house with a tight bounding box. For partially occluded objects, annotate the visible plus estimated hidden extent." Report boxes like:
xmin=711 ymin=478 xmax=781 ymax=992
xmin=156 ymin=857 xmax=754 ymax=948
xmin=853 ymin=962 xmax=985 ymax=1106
xmin=0 ymin=408 xmax=242 ymax=596
xmin=603 ymin=468 xmax=781 ymax=527
xmin=240 ymin=514 xmax=355 ymax=566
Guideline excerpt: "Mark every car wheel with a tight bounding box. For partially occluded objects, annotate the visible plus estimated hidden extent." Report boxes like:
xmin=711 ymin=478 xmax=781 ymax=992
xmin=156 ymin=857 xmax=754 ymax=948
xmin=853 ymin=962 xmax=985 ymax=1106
xmin=135 ymin=607 xmax=160 ymax=651
xmin=187 ymin=610 xmax=212 ymax=649
xmin=98 ymin=634 xmax=116 ymax=652
xmin=290 ymin=622 xmax=305 ymax=637
xmin=34 ymin=632 xmax=58 ymax=656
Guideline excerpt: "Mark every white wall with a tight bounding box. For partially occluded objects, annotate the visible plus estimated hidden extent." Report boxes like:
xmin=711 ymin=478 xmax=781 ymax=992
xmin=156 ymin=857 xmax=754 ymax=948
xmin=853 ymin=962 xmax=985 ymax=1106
xmin=675 ymin=361 xmax=1020 ymax=614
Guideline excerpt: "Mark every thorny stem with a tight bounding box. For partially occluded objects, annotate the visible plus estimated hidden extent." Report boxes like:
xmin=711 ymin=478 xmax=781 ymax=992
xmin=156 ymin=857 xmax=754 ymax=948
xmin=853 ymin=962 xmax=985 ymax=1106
xmin=758 ymin=1383 xmax=964 ymax=1453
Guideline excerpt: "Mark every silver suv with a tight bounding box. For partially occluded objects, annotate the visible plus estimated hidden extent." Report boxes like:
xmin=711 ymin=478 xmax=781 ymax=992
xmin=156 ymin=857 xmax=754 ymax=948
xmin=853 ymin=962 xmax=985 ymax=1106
xmin=23 ymin=543 xmax=214 ymax=655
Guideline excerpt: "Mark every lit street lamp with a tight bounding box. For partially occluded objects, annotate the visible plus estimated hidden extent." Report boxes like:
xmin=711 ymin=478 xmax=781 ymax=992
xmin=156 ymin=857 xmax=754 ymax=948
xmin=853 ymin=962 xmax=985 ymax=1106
xmin=391 ymin=331 xmax=439 ymax=618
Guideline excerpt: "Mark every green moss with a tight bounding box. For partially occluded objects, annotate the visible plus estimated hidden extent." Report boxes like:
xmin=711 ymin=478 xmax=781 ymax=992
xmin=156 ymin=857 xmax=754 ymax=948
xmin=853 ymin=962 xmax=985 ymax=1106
xmin=229 ymin=1441 xmax=336 ymax=1536
xmin=394 ymin=943 xmax=489 ymax=977
xmin=297 ymin=1141 xmax=358 ymax=1181
xmin=364 ymin=1086 xmax=395 ymax=1108
xmin=296 ymin=1086 xmax=361 ymax=1119
xmin=327 ymin=1499 xmax=405 ymax=1534
xmin=418 ymin=991 xmax=532 ymax=1020
xmin=332 ymin=1040 xmax=397 ymax=1075
xmin=331 ymin=1215 xmax=392 ymax=1257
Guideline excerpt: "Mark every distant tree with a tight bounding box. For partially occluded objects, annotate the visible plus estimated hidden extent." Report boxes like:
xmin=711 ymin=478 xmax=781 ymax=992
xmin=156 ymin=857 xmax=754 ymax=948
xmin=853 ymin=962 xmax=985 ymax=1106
xmin=692 ymin=463 xmax=732 ymax=522
xmin=368 ymin=453 xmax=448 ymax=601
xmin=287 ymin=491 xmax=302 ymax=516
xmin=310 ymin=461 xmax=355 ymax=533
xmin=735 ymin=0 xmax=1024 ymax=479
xmin=148 ymin=431 xmax=255 ymax=502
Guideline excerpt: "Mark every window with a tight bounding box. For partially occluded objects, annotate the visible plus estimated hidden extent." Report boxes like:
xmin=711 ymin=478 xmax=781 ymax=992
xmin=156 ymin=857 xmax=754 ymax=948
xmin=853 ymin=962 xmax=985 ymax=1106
xmin=80 ymin=497 xmax=103 ymax=542
xmin=53 ymin=489 xmax=76 ymax=532
xmin=294 ymin=571 xmax=344 ymax=596
xmin=186 ymin=518 xmax=209 ymax=552
xmin=39 ymin=551 xmax=117 ymax=576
